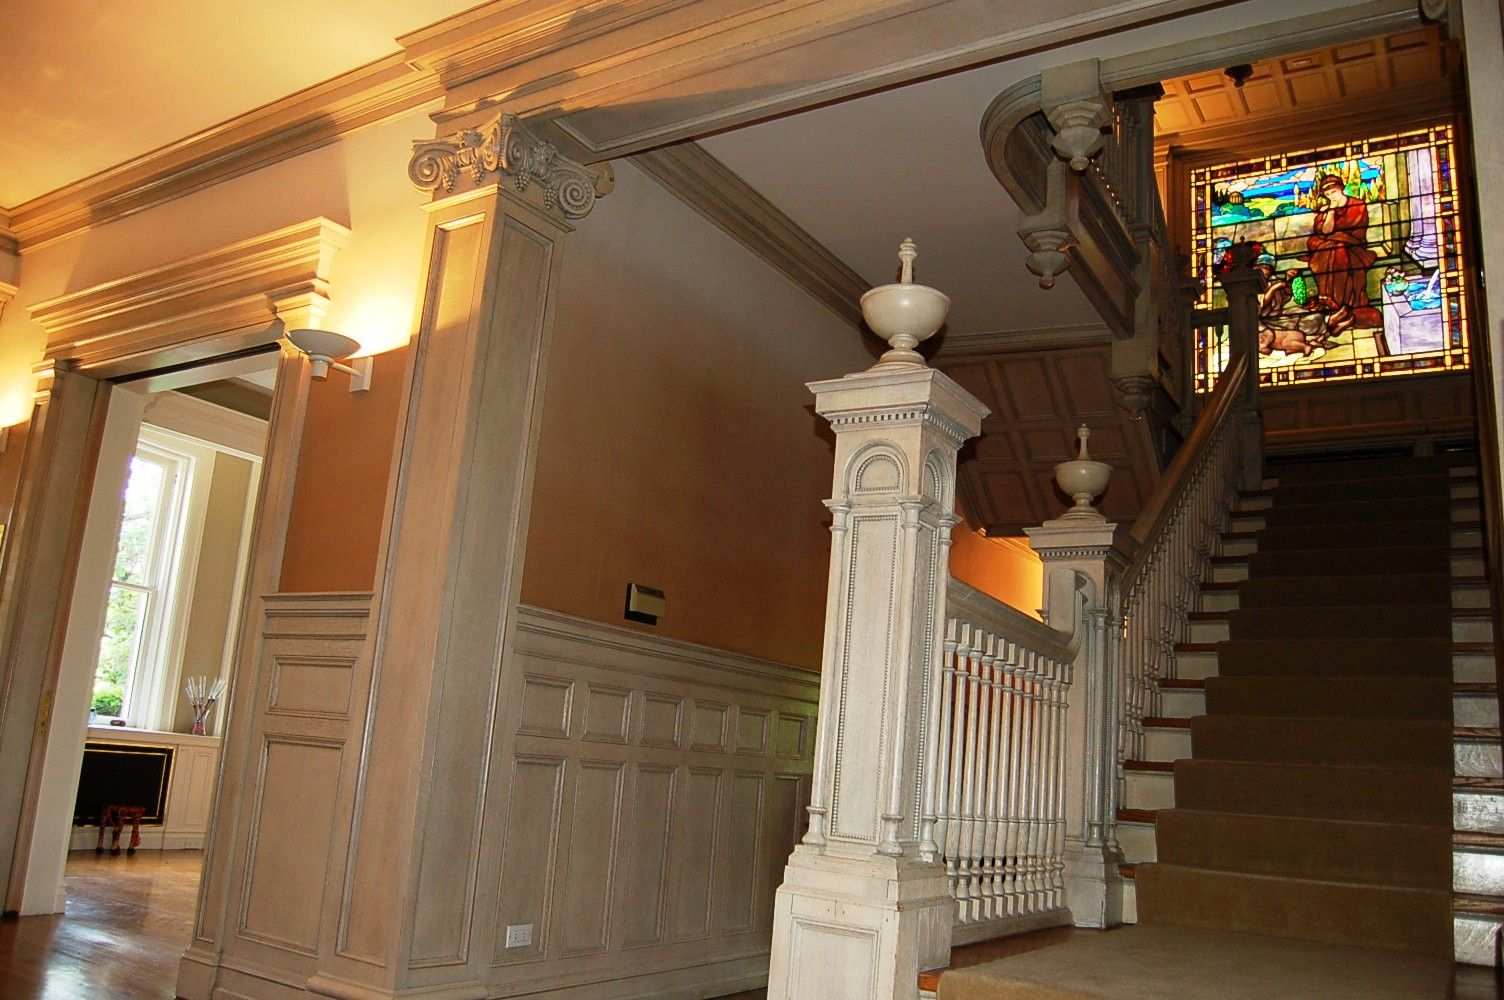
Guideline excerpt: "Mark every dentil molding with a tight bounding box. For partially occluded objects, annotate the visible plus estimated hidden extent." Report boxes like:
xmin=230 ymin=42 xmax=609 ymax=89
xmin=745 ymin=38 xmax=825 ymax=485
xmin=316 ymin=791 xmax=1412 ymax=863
xmin=408 ymin=112 xmax=614 ymax=218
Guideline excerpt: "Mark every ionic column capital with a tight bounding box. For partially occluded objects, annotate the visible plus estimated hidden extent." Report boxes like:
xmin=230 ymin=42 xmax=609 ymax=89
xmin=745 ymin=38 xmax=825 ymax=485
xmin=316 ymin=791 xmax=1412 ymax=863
xmin=408 ymin=112 xmax=614 ymax=220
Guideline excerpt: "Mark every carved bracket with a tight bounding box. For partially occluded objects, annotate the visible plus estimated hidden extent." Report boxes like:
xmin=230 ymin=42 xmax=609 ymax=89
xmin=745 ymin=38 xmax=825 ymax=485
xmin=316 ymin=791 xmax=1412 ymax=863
xmin=1041 ymin=60 xmax=1113 ymax=171
xmin=1019 ymin=161 xmax=1079 ymax=289
xmin=409 ymin=113 xmax=614 ymax=219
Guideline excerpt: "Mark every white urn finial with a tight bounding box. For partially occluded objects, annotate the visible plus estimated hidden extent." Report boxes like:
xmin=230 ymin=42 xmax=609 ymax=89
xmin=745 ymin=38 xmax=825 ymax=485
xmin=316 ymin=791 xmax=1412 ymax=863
xmin=859 ymin=237 xmax=951 ymax=368
xmin=1053 ymin=424 xmax=1113 ymax=520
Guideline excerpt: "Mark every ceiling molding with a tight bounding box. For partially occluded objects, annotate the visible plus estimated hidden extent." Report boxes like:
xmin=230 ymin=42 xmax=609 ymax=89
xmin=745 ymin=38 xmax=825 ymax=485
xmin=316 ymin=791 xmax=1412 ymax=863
xmin=933 ymin=323 xmax=1115 ymax=358
xmin=0 ymin=210 xmax=16 ymax=257
xmin=419 ymin=0 xmax=1229 ymax=154
xmin=6 ymin=57 xmax=441 ymax=253
xmin=30 ymin=218 xmax=349 ymax=379
xmin=631 ymin=142 xmax=869 ymax=327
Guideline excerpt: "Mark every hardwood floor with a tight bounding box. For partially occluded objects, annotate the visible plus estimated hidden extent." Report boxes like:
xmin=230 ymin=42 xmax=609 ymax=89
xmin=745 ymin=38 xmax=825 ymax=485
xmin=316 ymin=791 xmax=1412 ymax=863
xmin=0 ymin=850 xmax=202 ymax=999
xmin=0 ymin=851 xmax=769 ymax=1000
xmin=1 ymin=854 xmax=1494 ymax=999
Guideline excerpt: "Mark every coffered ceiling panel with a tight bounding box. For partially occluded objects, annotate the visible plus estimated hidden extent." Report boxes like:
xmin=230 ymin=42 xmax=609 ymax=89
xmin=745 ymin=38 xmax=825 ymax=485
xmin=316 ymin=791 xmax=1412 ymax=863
xmin=1154 ymin=24 xmax=1454 ymax=140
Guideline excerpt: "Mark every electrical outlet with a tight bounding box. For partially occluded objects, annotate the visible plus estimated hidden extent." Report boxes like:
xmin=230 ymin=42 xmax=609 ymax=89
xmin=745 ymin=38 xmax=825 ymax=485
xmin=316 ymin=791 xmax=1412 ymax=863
xmin=504 ymin=923 xmax=533 ymax=949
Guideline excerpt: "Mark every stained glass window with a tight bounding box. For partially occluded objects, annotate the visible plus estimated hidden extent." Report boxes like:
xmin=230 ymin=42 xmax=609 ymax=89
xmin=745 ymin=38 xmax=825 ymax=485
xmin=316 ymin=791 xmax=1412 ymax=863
xmin=1190 ymin=125 xmax=1469 ymax=391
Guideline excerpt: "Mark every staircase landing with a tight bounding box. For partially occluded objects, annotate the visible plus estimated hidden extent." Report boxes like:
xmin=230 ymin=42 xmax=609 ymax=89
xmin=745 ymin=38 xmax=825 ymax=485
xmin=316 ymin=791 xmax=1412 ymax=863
xmin=932 ymin=924 xmax=1459 ymax=999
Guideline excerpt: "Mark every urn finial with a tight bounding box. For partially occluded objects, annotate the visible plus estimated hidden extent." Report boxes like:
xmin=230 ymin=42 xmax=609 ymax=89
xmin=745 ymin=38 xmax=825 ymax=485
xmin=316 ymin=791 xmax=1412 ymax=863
xmin=1053 ymin=424 xmax=1113 ymax=520
xmin=859 ymin=238 xmax=951 ymax=369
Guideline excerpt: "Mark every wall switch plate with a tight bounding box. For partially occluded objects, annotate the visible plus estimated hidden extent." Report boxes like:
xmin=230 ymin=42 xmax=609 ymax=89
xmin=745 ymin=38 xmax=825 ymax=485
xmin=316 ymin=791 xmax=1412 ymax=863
xmin=504 ymin=924 xmax=533 ymax=949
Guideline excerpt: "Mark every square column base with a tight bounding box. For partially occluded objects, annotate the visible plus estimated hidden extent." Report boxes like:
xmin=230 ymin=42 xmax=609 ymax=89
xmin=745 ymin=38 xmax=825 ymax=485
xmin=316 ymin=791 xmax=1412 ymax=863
xmin=1063 ymin=844 xmax=1123 ymax=928
xmin=767 ymin=846 xmax=954 ymax=1000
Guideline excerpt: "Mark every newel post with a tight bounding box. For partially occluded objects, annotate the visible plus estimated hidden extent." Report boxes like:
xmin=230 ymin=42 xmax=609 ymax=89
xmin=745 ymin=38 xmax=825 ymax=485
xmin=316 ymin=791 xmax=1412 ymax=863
xmin=1024 ymin=427 xmax=1134 ymax=928
xmin=767 ymin=242 xmax=987 ymax=1000
xmin=1216 ymin=242 xmax=1265 ymax=489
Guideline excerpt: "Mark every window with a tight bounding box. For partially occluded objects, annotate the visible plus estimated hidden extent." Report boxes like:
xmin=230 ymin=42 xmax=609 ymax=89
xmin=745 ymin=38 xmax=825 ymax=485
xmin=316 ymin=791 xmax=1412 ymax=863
xmin=1190 ymin=124 xmax=1469 ymax=391
xmin=90 ymin=439 xmax=193 ymax=723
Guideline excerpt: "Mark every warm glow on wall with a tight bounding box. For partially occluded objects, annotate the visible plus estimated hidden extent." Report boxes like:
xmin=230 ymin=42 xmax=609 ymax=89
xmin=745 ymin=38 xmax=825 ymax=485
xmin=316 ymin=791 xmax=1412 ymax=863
xmin=0 ymin=363 xmax=36 ymax=429
xmin=337 ymin=295 xmax=414 ymax=359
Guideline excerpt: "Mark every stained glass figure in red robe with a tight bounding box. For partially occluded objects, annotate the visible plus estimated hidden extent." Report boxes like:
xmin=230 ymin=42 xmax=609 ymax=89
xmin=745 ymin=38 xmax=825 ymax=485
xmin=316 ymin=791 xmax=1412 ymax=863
xmin=1304 ymin=173 xmax=1380 ymax=337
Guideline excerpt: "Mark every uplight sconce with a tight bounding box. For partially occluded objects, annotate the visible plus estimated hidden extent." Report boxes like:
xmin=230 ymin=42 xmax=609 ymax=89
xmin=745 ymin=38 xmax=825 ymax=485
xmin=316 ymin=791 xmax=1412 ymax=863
xmin=285 ymin=329 xmax=373 ymax=393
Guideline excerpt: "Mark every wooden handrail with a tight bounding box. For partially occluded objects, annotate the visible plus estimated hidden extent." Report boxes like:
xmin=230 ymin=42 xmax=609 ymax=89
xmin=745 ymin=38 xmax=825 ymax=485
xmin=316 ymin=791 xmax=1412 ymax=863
xmin=1124 ymin=353 xmax=1248 ymax=585
xmin=946 ymin=577 xmax=1073 ymax=663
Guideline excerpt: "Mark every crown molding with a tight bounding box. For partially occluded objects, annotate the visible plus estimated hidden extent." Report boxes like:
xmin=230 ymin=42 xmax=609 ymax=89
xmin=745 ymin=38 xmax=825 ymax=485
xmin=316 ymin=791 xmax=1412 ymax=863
xmin=0 ymin=210 xmax=16 ymax=257
xmin=5 ymin=56 xmax=441 ymax=253
xmin=30 ymin=218 xmax=349 ymax=378
xmin=932 ymin=323 xmax=1115 ymax=358
xmin=631 ymin=142 xmax=868 ymax=327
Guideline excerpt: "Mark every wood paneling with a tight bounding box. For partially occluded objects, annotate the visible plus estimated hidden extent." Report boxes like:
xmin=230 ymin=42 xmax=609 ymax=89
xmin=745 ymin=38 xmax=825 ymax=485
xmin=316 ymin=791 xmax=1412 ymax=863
xmin=938 ymin=343 xmax=1162 ymax=536
xmin=1155 ymin=25 xmax=1456 ymax=139
xmin=490 ymin=607 xmax=818 ymax=995
xmin=1261 ymin=371 xmax=1475 ymax=454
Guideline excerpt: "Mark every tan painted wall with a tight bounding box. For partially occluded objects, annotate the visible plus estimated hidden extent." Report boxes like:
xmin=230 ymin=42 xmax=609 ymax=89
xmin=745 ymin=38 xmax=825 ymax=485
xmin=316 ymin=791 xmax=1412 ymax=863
xmin=0 ymin=112 xmax=871 ymax=672
xmin=518 ymin=162 xmax=869 ymax=669
xmin=948 ymin=523 xmax=1043 ymax=619
xmin=171 ymin=452 xmax=254 ymax=732
xmin=278 ymin=347 xmax=410 ymax=593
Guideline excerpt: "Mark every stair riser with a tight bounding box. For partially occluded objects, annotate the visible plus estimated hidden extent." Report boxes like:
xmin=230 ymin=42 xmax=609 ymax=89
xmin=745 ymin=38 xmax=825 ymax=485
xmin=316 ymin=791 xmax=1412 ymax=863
xmin=1271 ymin=476 xmax=1452 ymax=504
xmin=1457 ymin=742 xmax=1503 ymax=779
xmin=1158 ymin=689 xmax=1205 ymax=717
xmin=1125 ymin=770 xmax=1175 ymax=811
xmin=1457 ymin=553 xmax=1486 ymax=576
xmin=1122 ymin=878 xmax=1138 ymax=924
xmin=1455 ymin=848 xmax=1504 ymax=895
xmin=1456 ymin=695 xmax=1501 ymax=729
xmin=1117 ymin=822 xmax=1157 ymax=864
xmin=1173 ymin=651 xmax=1218 ymax=680
xmin=1457 ymin=654 xmax=1496 ymax=684
xmin=1230 ymin=610 xmax=1452 ymax=642
xmin=1145 ymin=728 xmax=1191 ymax=762
xmin=1263 ymin=498 xmax=1452 ymax=528
xmin=1220 ymin=537 xmax=1257 ymax=558
xmin=1188 ymin=619 xmax=1229 ymax=643
xmin=1191 ymin=723 xmax=1452 ymax=769
xmin=1198 ymin=590 xmax=1239 ymax=613
xmin=1455 ymin=913 xmax=1502 ymax=966
xmin=1455 ymin=791 xmax=1504 ymax=834
xmin=1454 ymin=585 xmax=1491 ymax=609
xmin=1456 ymin=618 xmax=1493 ymax=642
xmin=1204 ymin=678 xmax=1449 ymax=721
xmin=1210 ymin=562 xmax=1248 ymax=584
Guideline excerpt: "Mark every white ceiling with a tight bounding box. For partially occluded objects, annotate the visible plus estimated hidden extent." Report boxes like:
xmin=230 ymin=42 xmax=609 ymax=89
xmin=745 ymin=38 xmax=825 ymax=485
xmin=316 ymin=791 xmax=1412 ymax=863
xmin=0 ymin=0 xmax=482 ymax=207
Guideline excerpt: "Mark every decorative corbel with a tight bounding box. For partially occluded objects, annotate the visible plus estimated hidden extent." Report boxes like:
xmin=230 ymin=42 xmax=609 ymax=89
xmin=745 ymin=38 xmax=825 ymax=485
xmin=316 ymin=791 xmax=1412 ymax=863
xmin=408 ymin=112 xmax=614 ymax=220
xmin=1041 ymin=59 xmax=1113 ymax=171
xmin=1019 ymin=160 xmax=1079 ymax=289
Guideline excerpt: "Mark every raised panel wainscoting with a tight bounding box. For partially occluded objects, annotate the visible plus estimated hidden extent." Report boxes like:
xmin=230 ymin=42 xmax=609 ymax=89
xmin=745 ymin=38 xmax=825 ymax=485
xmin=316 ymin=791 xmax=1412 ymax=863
xmin=196 ymin=591 xmax=817 ymax=1000
xmin=492 ymin=607 xmax=818 ymax=999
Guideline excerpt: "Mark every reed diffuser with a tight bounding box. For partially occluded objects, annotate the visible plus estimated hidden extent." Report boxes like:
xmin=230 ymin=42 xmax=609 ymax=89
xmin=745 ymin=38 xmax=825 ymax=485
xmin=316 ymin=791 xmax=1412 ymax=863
xmin=185 ymin=675 xmax=226 ymax=736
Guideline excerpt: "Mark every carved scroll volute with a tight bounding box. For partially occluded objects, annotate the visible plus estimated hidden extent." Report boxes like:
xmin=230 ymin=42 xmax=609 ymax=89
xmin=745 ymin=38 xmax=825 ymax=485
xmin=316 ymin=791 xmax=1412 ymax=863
xmin=408 ymin=112 xmax=614 ymax=219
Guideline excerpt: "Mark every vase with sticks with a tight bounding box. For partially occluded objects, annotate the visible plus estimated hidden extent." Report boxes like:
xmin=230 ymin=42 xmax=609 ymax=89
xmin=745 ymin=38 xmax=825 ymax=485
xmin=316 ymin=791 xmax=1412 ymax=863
xmin=186 ymin=675 xmax=226 ymax=736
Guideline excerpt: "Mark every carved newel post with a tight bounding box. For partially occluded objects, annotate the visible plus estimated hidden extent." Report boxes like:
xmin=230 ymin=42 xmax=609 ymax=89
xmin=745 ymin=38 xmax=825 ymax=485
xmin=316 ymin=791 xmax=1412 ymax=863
xmin=767 ymin=241 xmax=988 ymax=1000
xmin=1023 ymin=426 xmax=1133 ymax=928
xmin=1216 ymin=240 xmax=1266 ymax=489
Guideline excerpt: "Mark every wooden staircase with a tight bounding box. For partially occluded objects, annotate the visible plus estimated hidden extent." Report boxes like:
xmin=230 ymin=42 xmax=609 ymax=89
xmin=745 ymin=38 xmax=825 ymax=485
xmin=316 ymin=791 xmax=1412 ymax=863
xmin=1114 ymin=454 xmax=1502 ymax=964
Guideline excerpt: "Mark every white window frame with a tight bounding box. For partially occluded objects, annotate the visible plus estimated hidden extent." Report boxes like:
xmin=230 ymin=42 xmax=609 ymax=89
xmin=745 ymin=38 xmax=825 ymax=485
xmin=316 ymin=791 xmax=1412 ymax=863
xmin=95 ymin=433 xmax=196 ymax=727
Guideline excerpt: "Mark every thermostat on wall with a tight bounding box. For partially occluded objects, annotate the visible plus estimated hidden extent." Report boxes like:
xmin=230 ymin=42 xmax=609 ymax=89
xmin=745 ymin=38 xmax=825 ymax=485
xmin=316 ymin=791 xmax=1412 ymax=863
xmin=625 ymin=583 xmax=666 ymax=625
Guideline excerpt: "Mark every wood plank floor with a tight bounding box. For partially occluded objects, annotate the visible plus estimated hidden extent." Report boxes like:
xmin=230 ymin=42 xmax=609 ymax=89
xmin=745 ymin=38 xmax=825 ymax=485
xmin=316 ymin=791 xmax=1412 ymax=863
xmin=0 ymin=851 xmax=202 ymax=999
xmin=0 ymin=851 xmax=770 ymax=999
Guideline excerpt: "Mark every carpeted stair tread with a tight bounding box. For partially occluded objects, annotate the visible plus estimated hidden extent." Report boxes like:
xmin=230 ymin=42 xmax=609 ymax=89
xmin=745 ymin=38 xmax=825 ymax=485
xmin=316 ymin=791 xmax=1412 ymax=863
xmin=1202 ymin=676 xmax=1450 ymax=720
xmin=1153 ymin=808 xmax=1451 ymax=889
xmin=1269 ymin=455 xmax=1457 ymax=484
xmin=1236 ymin=573 xmax=1450 ymax=609
xmin=1255 ymin=519 xmax=1450 ymax=552
xmin=1135 ymin=864 xmax=1452 ymax=957
xmin=1227 ymin=604 xmax=1450 ymax=641
xmin=1246 ymin=545 xmax=1450 ymax=578
xmin=1189 ymin=716 xmax=1451 ymax=768
xmin=1214 ymin=638 xmax=1451 ymax=679
xmin=1261 ymin=494 xmax=1451 ymax=527
xmin=1271 ymin=476 xmax=1452 ymax=505
xmin=1173 ymin=759 xmax=1450 ymax=823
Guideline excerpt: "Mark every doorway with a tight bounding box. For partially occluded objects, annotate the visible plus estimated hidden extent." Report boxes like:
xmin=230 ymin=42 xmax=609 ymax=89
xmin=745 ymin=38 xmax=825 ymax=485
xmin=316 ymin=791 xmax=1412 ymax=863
xmin=17 ymin=352 xmax=277 ymax=918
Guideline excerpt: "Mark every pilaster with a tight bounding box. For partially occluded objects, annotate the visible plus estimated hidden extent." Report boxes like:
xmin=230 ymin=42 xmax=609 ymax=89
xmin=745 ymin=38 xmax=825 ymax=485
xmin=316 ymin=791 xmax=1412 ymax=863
xmin=767 ymin=362 xmax=986 ymax=1000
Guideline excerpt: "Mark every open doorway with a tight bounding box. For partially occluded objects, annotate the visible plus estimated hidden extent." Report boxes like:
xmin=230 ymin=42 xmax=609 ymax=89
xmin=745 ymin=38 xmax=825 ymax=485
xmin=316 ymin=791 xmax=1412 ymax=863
xmin=15 ymin=352 xmax=276 ymax=921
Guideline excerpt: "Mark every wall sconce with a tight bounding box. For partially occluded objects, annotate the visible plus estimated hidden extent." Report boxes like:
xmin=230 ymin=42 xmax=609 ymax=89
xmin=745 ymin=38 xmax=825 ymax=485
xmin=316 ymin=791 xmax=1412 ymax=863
xmin=286 ymin=329 xmax=373 ymax=392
